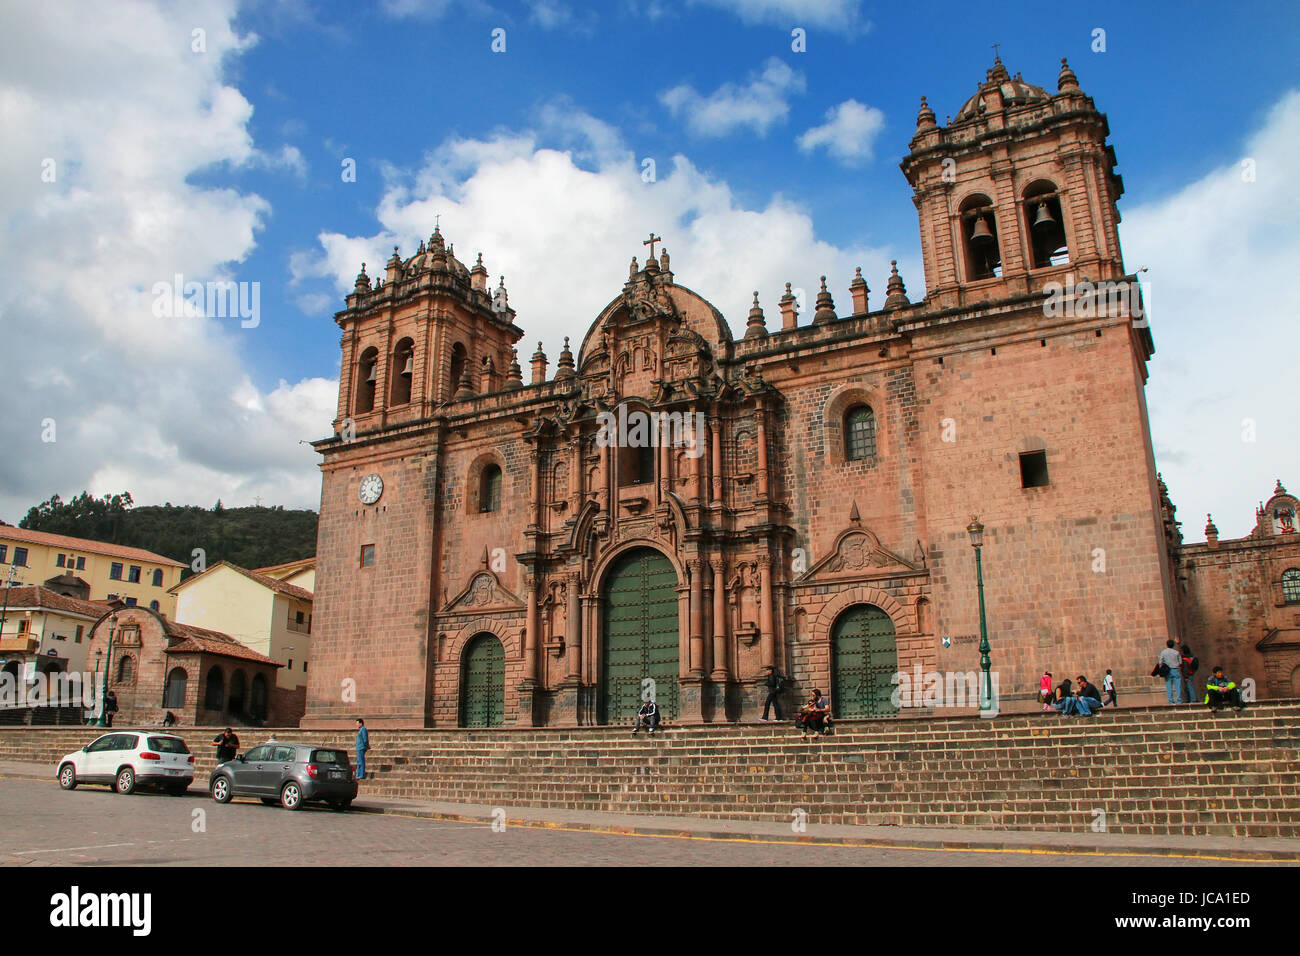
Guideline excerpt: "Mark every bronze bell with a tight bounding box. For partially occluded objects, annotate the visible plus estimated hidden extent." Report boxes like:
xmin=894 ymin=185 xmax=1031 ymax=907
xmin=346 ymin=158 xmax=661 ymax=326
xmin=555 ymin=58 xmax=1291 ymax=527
xmin=364 ymin=364 xmax=377 ymax=384
xmin=1032 ymin=201 xmax=1056 ymax=230
xmin=970 ymin=215 xmax=994 ymax=243
xmin=400 ymin=355 xmax=414 ymax=376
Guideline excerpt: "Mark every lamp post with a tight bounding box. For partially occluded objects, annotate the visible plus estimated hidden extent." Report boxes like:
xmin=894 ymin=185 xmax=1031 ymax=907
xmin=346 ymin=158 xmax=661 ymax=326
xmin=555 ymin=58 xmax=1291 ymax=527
xmin=96 ymin=613 xmax=118 ymax=727
xmin=967 ymin=517 xmax=993 ymax=712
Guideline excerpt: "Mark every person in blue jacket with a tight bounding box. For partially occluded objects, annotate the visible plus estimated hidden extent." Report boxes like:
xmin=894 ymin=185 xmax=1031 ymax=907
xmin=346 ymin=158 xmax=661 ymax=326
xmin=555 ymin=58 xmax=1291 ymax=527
xmin=355 ymin=718 xmax=370 ymax=780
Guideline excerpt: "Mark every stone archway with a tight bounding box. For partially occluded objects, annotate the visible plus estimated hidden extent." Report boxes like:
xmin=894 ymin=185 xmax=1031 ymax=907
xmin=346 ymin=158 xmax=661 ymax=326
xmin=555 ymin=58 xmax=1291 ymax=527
xmin=830 ymin=604 xmax=899 ymax=718
xmin=599 ymin=547 xmax=680 ymax=724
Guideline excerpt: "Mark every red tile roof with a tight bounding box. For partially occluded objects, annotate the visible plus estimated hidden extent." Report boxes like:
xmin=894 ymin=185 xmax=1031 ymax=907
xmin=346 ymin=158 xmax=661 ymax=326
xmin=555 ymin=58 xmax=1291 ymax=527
xmin=0 ymin=526 xmax=185 ymax=567
xmin=162 ymin=620 xmax=281 ymax=666
xmin=3 ymin=585 xmax=109 ymax=619
xmin=252 ymin=556 xmax=315 ymax=575
xmin=170 ymin=560 xmax=312 ymax=602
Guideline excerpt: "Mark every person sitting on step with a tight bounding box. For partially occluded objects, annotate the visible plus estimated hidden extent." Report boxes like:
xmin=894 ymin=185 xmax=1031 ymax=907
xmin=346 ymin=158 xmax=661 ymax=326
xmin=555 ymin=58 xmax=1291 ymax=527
xmin=632 ymin=698 xmax=660 ymax=735
xmin=1049 ymin=676 xmax=1073 ymax=712
xmin=1059 ymin=674 xmax=1102 ymax=717
xmin=796 ymin=689 xmax=832 ymax=738
xmin=1204 ymin=667 xmax=1245 ymax=711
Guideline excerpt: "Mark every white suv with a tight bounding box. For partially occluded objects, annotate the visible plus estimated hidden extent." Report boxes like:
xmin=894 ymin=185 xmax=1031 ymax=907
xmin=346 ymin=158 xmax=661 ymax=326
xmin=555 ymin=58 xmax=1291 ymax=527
xmin=57 ymin=732 xmax=195 ymax=795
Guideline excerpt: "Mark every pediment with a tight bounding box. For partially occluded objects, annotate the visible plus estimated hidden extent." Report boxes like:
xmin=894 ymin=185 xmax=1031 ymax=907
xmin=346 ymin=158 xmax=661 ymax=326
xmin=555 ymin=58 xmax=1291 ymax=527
xmin=443 ymin=571 xmax=525 ymax=613
xmin=801 ymin=527 xmax=921 ymax=582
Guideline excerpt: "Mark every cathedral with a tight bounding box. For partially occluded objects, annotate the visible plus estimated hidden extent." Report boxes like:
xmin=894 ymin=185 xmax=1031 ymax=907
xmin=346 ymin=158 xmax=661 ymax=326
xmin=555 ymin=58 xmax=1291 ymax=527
xmin=303 ymin=58 xmax=1188 ymax=728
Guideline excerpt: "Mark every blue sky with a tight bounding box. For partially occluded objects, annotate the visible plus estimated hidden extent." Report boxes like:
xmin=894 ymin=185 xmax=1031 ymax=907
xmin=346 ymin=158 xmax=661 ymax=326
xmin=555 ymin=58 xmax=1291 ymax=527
xmin=3 ymin=0 xmax=1298 ymax=538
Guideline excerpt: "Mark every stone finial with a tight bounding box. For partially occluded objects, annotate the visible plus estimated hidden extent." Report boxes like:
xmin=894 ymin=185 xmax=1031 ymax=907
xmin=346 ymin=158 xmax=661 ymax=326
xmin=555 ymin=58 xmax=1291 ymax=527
xmin=744 ymin=291 xmax=768 ymax=340
xmin=884 ymin=260 xmax=910 ymax=310
xmin=660 ymin=248 xmax=670 ymax=273
xmin=493 ymin=276 xmax=509 ymax=314
xmin=505 ymin=348 xmax=523 ymax=389
xmin=813 ymin=275 xmax=837 ymax=325
xmin=1275 ymin=479 xmax=1288 ymax=496
xmin=530 ymin=341 xmax=548 ymax=385
xmin=644 ymin=250 xmax=660 ymax=274
xmin=470 ymin=251 xmax=488 ymax=291
xmin=916 ymin=95 xmax=937 ymax=130
xmin=850 ymin=266 xmax=869 ymax=314
xmin=354 ymin=263 xmax=370 ymax=293
xmin=629 ymin=256 xmax=639 ymax=278
xmin=557 ymin=336 xmax=575 ymax=377
xmin=429 ymin=224 xmax=445 ymax=250
xmin=1057 ymin=57 xmax=1079 ymax=92
xmin=479 ymin=354 xmax=496 ymax=393
xmin=849 ymin=500 xmax=861 ymax=524
xmin=778 ymin=281 xmax=798 ymax=331
xmin=1205 ymin=513 xmax=1219 ymax=544
xmin=385 ymin=246 xmax=403 ymax=282
xmin=454 ymin=366 xmax=475 ymax=401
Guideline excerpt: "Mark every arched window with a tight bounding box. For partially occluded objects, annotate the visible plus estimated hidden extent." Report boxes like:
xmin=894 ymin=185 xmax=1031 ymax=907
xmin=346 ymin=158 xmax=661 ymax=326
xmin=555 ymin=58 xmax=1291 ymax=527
xmin=480 ymin=464 xmax=502 ymax=513
xmin=228 ymin=669 xmax=247 ymax=716
xmin=845 ymin=405 xmax=877 ymax=461
xmin=1283 ymin=568 xmax=1300 ymax=605
xmin=149 ymin=600 xmax=160 ymax=612
xmin=449 ymin=342 xmax=468 ymax=398
xmin=356 ymin=347 xmax=379 ymax=414
xmin=163 ymin=667 xmax=188 ymax=709
xmin=151 ymin=569 xmax=163 ymax=587
xmin=116 ymin=655 xmax=134 ymax=684
xmin=250 ymin=674 xmax=269 ymax=722
xmin=960 ymin=194 xmax=1001 ymax=280
xmin=1024 ymin=180 xmax=1069 ymax=268
xmin=390 ymin=337 xmax=414 ymax=406
xmin=204 ymin=666 xmax=225 ymax=711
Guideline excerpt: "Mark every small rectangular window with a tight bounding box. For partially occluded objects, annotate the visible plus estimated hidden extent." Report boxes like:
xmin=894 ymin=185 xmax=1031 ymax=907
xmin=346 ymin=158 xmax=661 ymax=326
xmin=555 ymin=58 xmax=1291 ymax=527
xmin=75 ymin=556 xmax=85 ymax=570
xmin=0 ymin=545 xmax=7 ymax=563
xmin=75 ymin=625 xmax=84 ymax=644
xmin=128 ymin=565 xmax=141 ymax=583
xmin=18 ymin=618 xmax=30 ymax=633
xmin=288 ymin=658 xmax=294 ymax=670
xmin=110 ymin=562 xmax=124 ymax=581
xmin=13 ymin=548 xmax=28 ymax=567
xmin=1020 ymin=450 xmax=1050 ymax=488
xmin=360 ymin=544 xmax=375 ymax=568
xmin=56 ymin=553 xmax=66 ymax=567
xmin=125 ymin=597 xmax=137 ymax=606
xmin=303 ymin=660 xmax=308 ymax=672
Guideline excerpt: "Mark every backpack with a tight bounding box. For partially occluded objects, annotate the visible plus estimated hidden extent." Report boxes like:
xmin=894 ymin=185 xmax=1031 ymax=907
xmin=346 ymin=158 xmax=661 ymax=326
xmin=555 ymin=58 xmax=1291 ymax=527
xmin=1188 ymin=656 xmax=1199 ymax=674
xmin=1155 ymin=661 xmax=1170 ymax=678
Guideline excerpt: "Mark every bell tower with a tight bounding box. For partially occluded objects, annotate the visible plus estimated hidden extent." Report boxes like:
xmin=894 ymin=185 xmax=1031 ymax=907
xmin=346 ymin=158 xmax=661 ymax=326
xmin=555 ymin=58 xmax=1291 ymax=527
xmin=901 ymin=57 xmax=1127 ymax=309
xmin=332 ymin=225 xmax=524 ymax=437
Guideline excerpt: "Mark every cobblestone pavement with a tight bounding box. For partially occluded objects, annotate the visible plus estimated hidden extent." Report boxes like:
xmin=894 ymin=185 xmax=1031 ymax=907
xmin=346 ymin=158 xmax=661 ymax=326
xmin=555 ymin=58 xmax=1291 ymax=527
xmin=0 ymin=778 xmax=1267 ymax=867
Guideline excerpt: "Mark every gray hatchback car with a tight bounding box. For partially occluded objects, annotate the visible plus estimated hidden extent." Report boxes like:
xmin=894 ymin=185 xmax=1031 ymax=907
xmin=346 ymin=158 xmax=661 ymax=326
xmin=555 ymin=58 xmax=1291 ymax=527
xmin=208 ymin=741 xmax=358 ymax=811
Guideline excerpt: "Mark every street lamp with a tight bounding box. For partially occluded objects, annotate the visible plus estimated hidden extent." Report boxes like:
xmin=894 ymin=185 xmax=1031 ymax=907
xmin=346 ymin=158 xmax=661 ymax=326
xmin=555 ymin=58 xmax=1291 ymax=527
xmin=96 ymin=613 xmax=118 ymax=727
xmin=967 ymin=517 xmax=993 ymax=712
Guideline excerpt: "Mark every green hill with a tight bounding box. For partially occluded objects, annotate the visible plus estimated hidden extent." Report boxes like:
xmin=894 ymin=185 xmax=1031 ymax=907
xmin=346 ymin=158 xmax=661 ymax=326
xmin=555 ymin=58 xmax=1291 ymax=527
xmin=17 ymin=492 xmax=317 ymax=577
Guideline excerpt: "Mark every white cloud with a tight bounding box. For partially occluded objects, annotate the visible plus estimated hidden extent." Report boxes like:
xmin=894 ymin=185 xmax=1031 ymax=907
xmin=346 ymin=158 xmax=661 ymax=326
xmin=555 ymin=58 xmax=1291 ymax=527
xmin=292 ymin=98 xmax=908 ymax=380
xmin=797 ymin=99 xmax=885 ymax=166
xmin=0 ymin=0 xmax=335 ymax=521
xmin=690 ymin=0 xmax=869 ymax=31
xmin=1122 ymin=90 xmax=1300 ymax=539
xmin=660 ymin=58 xmax=805 ymax=138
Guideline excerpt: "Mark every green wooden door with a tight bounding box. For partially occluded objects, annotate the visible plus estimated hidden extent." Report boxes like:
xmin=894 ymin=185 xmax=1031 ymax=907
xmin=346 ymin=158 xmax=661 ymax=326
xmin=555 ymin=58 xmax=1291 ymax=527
xmin=461 ymin=634 xmax=505 ymax=728
xmin=832 ymin=604 xmax=899 ymax=718
xmin=601 ymin=549 xmax=680 ymax=723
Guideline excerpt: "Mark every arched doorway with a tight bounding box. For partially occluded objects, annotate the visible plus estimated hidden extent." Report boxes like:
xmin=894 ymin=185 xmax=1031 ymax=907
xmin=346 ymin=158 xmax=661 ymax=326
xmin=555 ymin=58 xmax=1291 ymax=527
xmin=204 ymin=666 xmax=225 ymax=711
xmin=163 ymin=667 xmax=188 ymax=710
xmin=228 ymin=669 xmax=247 ymax=719
xmin=460 ymin=634 xmax=505 ymax=728
xmin=250 ymin=674 xmax=268 ymax=723
xmin=831 ymin=604 xmax=899 ymax=718
xmin=600 ymin=548 xmax=679 ymax=724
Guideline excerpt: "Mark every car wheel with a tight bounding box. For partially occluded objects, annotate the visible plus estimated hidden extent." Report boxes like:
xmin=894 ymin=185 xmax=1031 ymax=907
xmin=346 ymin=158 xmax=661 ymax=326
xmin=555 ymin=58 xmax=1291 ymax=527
xmin=115 ymin=767 xmax=136 ymax=795
xmin=260 ymin=798 xmax=278 ymax=806
xmin=58 ymin=763 xmax=78 ymax=791
xmin=210 ymin=776 xmax=233 ymax=804
xmin=329 ymin=799 xmax=352 ymax=812
xmin=280 ymin=781 xmax=302 ymax=810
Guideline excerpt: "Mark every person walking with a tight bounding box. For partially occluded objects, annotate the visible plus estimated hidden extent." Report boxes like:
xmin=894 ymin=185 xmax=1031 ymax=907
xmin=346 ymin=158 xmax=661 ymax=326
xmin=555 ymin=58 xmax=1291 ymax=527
xmin=355 ymin=718 xmax=370 ymax=780
xmin=104 ymin=690 xmax=118 ymax=727
xmin=1155 ymin=640 xmax=1183 ymax=705
xmin=212 ymin=727 xmax=240 ymax=763
xmin=1102 ymin=669 xmax=1117 ymax=708
xmin=1179 ymin=643 xmax=1199 ymax=706
xmin=759 ymin=666 xmax=785 ymax=721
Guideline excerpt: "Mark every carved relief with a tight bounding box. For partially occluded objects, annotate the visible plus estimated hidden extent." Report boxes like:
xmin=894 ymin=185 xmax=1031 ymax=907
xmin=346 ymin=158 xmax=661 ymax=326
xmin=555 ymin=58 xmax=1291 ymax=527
xmin=727 ymin=560 xmax=761 ymax=643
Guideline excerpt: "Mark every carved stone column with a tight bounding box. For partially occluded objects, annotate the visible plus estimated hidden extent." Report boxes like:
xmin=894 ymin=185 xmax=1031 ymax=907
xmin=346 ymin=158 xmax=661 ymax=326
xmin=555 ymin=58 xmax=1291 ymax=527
xmin=564 ymin=572 xmax=581 ymax=680
xmin=711 ymin=559 xmax=728 ymax=681
xmin=528 ymin=449 xmax=542 ymax=529
xmin=688 ymin=558 xmax=705 ymax=676
xmin=709 ymin=414 xmax=723 ymax=507
xmin=522 ymin=574 xmax=538 ymax=681
xmin=755 ymin=401 xmax=770 ymax=504
xmin=658 ymin=414 xmax=671 ymax=497
xmin=759 ymin=553 xmax=775 ymax=670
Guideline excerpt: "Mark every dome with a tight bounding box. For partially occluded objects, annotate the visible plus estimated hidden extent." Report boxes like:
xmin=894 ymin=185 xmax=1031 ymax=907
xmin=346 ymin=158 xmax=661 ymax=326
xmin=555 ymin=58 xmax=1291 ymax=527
xmin=954 ymin=63 xmax=1050 ymax=121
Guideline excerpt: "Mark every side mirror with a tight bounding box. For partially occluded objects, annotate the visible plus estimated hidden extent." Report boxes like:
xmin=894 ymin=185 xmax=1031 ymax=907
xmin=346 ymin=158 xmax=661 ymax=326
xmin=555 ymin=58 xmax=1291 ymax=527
xmin=81 ymin=746 xmax=88 ymax=752
xmin=236 ymin=754 xmax=246 ymax=762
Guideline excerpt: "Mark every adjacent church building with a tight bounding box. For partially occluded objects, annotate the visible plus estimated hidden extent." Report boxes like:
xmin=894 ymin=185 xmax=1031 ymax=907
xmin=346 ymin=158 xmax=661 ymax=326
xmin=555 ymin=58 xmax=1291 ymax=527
xmin=304 ymin=58 xmax=1190 ymax=728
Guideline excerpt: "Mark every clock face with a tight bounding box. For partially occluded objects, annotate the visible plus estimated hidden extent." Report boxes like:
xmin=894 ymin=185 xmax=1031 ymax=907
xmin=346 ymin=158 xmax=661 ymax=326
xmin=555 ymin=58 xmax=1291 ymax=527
xmin=358 ymin=473 xmax=383 ymax=505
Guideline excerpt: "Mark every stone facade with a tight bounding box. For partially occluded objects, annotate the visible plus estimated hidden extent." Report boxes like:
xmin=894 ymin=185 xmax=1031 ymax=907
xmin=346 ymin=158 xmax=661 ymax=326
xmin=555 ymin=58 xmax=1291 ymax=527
xmin=305 ymin=58 xmax=1184 ymax=728
xmin=1174 ymin=481 xmax=1300 ymax=698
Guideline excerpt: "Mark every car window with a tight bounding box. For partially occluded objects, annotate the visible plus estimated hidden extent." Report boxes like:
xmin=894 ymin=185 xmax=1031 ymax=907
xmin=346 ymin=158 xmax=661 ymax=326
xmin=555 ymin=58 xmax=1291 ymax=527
xmin=113 ymin=734 xmax=139 ymax=751
xmin=271 ymin=746 xmax=295 ymax=762
xmin=311 ymin=749 xmax=349 ymax=766
xmin=147 ymin=737 xmax=190 ymax=754
xmin=244 ymin=745 xmax=273 ymax=762
xmin=86 ymin=735 xmax=115 ymax=753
